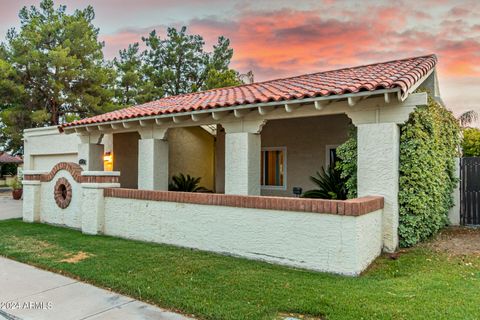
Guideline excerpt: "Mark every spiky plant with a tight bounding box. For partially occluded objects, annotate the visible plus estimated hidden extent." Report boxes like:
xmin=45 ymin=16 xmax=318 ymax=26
xmin=302 ymin=166 xmax=347 ymax=200
xmin=168 ymin=173 xmax=209 ymax=192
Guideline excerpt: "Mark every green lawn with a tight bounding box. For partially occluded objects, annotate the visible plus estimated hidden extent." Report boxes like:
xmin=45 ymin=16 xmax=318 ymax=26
xmin=0 ymin=220 xmax=479 ymax=320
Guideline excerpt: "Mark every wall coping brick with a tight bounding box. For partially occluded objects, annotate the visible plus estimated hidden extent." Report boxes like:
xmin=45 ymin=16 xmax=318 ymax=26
xmin=23 ymin=162 xmax=120 ymax=184
xmin=104 ymin=188 xmax=384 ymax=216
xmin=82 ymin=171 xmax=120 ymax=177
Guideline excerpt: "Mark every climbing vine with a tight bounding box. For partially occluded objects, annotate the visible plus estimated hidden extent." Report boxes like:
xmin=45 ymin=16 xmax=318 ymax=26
xmin=337 ymin=94 xmax=460 ymax=247
xmin=336 ymin=126 xmax=357 ymax=199
xmin=398 ymin=95 xmax=460 ymax=246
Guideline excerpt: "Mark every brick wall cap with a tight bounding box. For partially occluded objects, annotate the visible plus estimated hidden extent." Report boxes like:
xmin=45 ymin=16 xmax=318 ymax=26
xmin=23 ymin=170 xmax=49 ymax=175
xmin=23 ymin=162 xmax=120 ymax=184
xmin=82 ymin=171 xmax=120 ymax=177
xmin=22 ymin=180 xmax=41 ymax=185
xmin=104 ymin=188 xmax=384 ymax=216
xmin=81 ymin=183 xmax=121 ymax=189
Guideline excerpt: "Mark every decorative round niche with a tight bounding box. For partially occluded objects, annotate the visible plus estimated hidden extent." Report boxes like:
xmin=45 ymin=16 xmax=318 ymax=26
xmin=54 ymin=177 xmax=72 ymax=209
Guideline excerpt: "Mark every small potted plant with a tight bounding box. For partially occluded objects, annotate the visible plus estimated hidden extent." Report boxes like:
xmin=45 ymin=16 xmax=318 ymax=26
xmin=8 ymin=176 xmax=23 ymax=200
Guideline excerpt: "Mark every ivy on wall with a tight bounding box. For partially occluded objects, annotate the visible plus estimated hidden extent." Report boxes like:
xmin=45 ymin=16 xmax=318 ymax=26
xmin=336 ymin=126 xmax=357 ymax=199
xmin=337 ymin=94 xmax=460 ymax=247
xmin=398 ymin=95 xmax=460 ymax=246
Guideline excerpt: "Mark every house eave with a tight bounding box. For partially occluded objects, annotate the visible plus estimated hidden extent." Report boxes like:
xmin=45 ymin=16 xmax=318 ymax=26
xmin=62 ymin=88 xmax=403 ymax=134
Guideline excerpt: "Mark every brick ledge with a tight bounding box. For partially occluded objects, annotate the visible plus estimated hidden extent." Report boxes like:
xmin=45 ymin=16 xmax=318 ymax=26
xmin=104 ymin=188 xmax=383 ymax=216
xmin=23 ymin=162 xmax=119 ymax=184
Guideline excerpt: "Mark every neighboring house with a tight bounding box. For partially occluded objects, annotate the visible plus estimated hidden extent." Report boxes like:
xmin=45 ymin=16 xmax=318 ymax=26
xmin=0 ymin=152 xmax=23 ymax=186
xmin=23 ymin=54 xmax=440 ymax=275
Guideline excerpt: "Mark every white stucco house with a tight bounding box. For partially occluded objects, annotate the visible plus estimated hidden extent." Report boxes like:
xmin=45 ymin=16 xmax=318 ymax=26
xmin=23 ymin=54 xmax=441 ymax=275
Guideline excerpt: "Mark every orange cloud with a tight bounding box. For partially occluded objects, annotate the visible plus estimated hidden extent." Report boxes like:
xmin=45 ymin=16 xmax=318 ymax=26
xmin=98 ymin=3 xmax=480 ymax=112
xmin=100 ymin=6 xmax=480 ymax=78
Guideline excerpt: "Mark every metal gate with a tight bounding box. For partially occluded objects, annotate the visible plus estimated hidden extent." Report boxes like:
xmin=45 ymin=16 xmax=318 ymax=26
xmin=460 ymin=157 xmax=480 ymax=225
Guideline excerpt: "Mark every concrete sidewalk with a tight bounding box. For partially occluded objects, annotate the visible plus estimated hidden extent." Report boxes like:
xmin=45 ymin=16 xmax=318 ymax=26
xmin=0 ymin=257 xmax=192 ymax=320
xmin=0 ymin=191 xmax=22 ymax=220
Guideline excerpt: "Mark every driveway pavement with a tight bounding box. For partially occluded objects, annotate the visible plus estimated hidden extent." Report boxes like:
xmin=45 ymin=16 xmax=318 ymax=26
xmin=0 ymin=257 xmax=192 ymax=320
xmin=0 ymin=190 xmax=22 ymax=220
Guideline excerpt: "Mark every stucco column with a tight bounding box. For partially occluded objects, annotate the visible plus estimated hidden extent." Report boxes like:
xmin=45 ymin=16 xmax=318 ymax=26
xmin=222 ymin=120 xmax=266 ymax=195
xmin=78 ymin=134 xmax=104 ymax=171
xmin=347 ymin=100 xmax=420 ymax=253
xmin=357 ymin=123 xmax=400 ymax=252
xmin=81 ymin=171 xmax=120 ymax=235
xmin=138 ymin=127 xmax=169 ymax=190
xmin=22 ymin=179 xmax=42 ymax=222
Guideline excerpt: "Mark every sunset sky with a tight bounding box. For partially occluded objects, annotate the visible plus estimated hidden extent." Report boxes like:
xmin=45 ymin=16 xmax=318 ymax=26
xmin=1 ymin=0 xmax=479 ymax=118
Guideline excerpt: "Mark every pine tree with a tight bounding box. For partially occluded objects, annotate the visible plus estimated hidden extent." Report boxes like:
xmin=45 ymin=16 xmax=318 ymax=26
xmin=0 ymin=0 xmax=117 ymax=152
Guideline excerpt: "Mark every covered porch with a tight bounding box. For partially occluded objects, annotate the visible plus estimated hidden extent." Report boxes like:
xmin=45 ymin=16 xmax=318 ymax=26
xmin=24 ymin=55 xmax=440 ymax=274
xmin=87 ymin=113 xmax=351 ymax=196
xmin=65 ymin=90 xmax=429 ymax=253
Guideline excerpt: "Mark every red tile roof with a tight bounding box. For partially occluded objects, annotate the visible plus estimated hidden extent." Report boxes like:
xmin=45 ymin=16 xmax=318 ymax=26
xmin=0 ymin=152 xmax=23 ymax=164
xmin=63 ymin=54 xmax=436 ymax=128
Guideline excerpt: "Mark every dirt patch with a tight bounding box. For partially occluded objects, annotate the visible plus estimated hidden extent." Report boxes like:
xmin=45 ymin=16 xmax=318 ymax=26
xmin=8 ymin=236 xmax=54 ymax=249
xmin=4 ymin=236 xmax=61 ymax=259
xmin=4 ymin=236 xmax=94 ymax=263
xmin=60 ymin=251 xmax=93 ymax=264
xmin=424 ymin=227 xmax=480 ymax=256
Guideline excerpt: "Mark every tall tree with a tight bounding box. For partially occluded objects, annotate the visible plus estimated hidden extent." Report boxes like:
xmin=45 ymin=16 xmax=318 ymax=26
xmin=113 ymin=43 xmax=161 ymax=106
xmin=0 ymin=53 xmax=26 ymax=153
xmin=114 ymin=26 xmax=247 ymax=107
xmin=140 ymin=26 xmax=242 ymax=98
xmin=0 ymin=0 xmax=116 ymax=152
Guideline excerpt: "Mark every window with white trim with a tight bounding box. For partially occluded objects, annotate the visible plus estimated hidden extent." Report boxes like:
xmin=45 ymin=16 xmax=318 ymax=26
xmin=325 ymin=144 xmax=340 ymax=168
xmin=261 ymin=147 xmax=286 ymax=189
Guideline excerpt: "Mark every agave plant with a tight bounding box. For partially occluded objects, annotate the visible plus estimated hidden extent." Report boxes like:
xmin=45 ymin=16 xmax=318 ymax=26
xmin=168 ymin=173 xmax=209 ymax=192
xmin=302 ymin=166 xmax=347 ymax=200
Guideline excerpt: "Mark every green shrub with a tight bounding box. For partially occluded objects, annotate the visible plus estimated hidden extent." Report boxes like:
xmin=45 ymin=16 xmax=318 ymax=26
xmin=336 ymin=126 xmax=357 ymax=199
xmin=336 ymin=95 xmax=460 ymax=247
xmin=168 ymin=173 xmax=209 ymax=192
xmin=8 ymin=176 xmax=22 ymax=190
xmin=398 ymin=95 xmax=460 ymax=246
xmin=461 ymin=127 xmax=480 ymax=157
xmin=302 ymin=165 xmax=347 ymax=200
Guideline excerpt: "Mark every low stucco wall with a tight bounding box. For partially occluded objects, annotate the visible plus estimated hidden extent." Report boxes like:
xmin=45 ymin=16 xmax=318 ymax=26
xmin=38 ymin=169 xmax=83 ymax=229
xmin=23 ymin=163 xmax=120 ymax=231
xmin=23 ymin=163 xmax=384 ymax=275
xmin=103 ymin=194 xmax=383 ymax=275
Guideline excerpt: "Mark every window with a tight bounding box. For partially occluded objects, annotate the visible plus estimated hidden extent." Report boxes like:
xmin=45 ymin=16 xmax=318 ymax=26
xmin=325 ymin=144 xmax=340 ymax=168
xmin=261 ymin=147 xmax=286 ymax=189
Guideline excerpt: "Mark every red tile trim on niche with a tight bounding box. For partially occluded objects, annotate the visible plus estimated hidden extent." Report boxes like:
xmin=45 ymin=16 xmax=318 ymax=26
xmin=104 ymin=188 xmax=384 ymax=216
xmin=23 ymin=162 xmax=119 ymax=184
